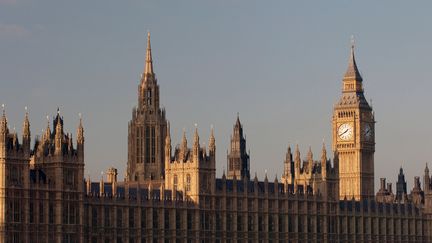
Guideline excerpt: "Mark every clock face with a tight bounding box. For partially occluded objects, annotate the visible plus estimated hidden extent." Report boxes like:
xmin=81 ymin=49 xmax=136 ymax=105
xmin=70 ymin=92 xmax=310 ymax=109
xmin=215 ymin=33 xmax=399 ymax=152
xmin=338 ymin=123 xmax=354 ymax=141
xmin=364 ymin=124 xmax=373 ymax=140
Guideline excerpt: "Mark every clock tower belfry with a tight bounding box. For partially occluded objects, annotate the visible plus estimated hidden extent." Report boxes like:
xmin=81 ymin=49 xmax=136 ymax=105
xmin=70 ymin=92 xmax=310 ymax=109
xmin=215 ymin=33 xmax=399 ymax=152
xmin=332 ymin=44 xmax=375 ymax=200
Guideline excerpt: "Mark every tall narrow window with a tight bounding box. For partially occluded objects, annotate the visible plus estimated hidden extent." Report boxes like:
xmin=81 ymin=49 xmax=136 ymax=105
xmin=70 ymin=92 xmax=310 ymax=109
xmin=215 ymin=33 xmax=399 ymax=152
xmin=146 ymin=89 xmax=152 ymax=106
xmin=173 ymin=175 xmax=178 ymax=192
xmin=186 ymin=174 xmax=191 ymax=192
xmin=140 ymin=126 xmax=144 ymax=163
xmin=145 ymin=126 xmax=150 ymax=163
xmin=151 ymin=126 xmax=156 ymax=163
xmin=136 ymin=127 xmax=139 ymax=163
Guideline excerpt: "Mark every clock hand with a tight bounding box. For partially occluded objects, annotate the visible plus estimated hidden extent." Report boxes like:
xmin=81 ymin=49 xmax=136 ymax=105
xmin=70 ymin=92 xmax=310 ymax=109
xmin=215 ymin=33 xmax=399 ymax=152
xmin=340 ymin=129 xmax=349 ymax=136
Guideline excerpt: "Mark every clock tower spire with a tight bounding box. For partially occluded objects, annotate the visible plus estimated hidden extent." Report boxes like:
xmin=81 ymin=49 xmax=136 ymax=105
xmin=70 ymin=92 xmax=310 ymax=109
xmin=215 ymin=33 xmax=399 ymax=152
xmin=332 ymin=42 xmax=375 ymax=200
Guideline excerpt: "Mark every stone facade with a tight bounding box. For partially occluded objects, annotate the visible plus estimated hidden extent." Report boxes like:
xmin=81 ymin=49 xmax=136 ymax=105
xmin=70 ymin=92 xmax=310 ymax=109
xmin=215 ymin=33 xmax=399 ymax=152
xmin=1 ymin=35 xmax=432 ymax=242
xmin=0 ymin=110 xmax=84 ymax=242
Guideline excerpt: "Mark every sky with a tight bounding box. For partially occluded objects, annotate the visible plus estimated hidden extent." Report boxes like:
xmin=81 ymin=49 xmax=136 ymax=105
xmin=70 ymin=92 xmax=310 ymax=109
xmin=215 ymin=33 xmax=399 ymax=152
xmin=1 ymin=0 xmax=432 ymax=191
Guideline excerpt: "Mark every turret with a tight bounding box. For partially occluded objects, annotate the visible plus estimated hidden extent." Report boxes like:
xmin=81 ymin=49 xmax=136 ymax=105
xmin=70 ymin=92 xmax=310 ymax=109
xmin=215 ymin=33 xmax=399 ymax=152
xmin=99 ymin=175 xmax=105 ymax=197
xmin=0 ymin=106 xmax=8 ymax=156
xmin=209 ymin=126 xmax=215 ymax=156
xmin=411 ymin=176 xmax=424 ymax=205
xmin=67 ymin=134 xmax=73 ymax=152
xmin=282 ymin=145 xmax=293 ymax=184
xmin=321 ymin=143 xmax=327 ymax=178
xmin=307 ymin=146 xmax=313 ymax=174
xmin=165 ymin=122 xmax=171 ymax=164
xmin=396 ymin=167 xmax=407 ymax=201
xmin=43 ymin=117 xmax=51 ymax=143
xmin=193 ymin=126 xmax=199 ymax=162
xmin=294 ymin=145 xmax=301 ymax=176
xmin=54 ymin=114 xmax=63 ymax=156
xmin=227 ymin=114 xmax=250 ymax=179
xmin=424 ymin=163 xmax=430 ymax=192
xmin=180 ymin=130 xmax=187 ymax=161
xmin=22 ymin=107 xmax=31 ymax=155
xmin=76 ymin=114 xmax=84 ymax=162
xmin=106 ymin=167 xmax=118 ymax=184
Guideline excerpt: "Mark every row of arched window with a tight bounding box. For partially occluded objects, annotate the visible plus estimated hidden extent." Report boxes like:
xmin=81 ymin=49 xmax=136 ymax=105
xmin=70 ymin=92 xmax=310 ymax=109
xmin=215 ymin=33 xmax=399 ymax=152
xmin=338 ymin=111 xmax=356 ymax=118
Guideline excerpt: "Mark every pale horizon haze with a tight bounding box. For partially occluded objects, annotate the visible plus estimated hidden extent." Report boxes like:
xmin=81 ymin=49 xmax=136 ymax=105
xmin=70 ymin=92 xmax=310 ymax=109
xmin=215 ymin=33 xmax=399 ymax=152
xmin=1 ymin=0 xmax=432 ymax=192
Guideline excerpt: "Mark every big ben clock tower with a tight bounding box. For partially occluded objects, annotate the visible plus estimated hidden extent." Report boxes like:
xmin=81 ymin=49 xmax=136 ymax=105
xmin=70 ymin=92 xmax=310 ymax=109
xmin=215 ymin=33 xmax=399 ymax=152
xmin=332 ymin=44 xmax=375 ymax=200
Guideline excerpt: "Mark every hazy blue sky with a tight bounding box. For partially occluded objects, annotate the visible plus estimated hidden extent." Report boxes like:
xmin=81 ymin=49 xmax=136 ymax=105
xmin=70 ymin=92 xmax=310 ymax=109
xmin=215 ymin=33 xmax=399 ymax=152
xmin=1 ymin=0 xmax=432 ymax=191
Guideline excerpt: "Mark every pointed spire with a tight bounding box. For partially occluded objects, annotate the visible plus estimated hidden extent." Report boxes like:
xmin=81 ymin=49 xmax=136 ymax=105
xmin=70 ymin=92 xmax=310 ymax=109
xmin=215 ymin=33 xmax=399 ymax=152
xmin=295 ymin=144 xmax=300 ymax=156
xmin=287 ymin=144 xmax=292 ymax=155
xmin=165 ymin=121 xmax=171 ymax=144
xmin=179 ymin=128 xmax=188 ymax=161
xmin=209 ymin=125 xmax=215 ymax=150
xmin=294 ymin=144 xmax=301 ymax=165
xmin=193 ymin=124 xmax=200 ymax=161
xmin=55 ymin=115 xmax=63 ymax=136
xmin=43 ymin=115 xmax=51 ymax=141
xmin=22 ymin=106 xmax=30 ymax=133
xmin=22 ymin=107 xmax=31 ymax=146
xmin=193 ymin=124 xmax=199 ymax=146
xmin=12 ymin=130 xmax=18 ymax=146
xmin=236 ymin=112 xmax=241 ymax=126
xmin=321 ymin=142 xmax=327 ymax=163
xmin=77 ymin=113 xmax=84 ymax=143
xmin=0 ymin=104 xmax=7 ymax=134
xmin=55 ymin=114 xmax=63 ymax=154
xmin=307 ymin=146 xmax=313 ymax=161
xmin=307 ymin=146 xmax=313 ymax=173
xmin=344 ymin=38 xmax=363 ymax=81
xmin=181 ymin=128 xmax=187 ymax=150
xmin=144 ymin=32 xmax=154 ymax=77
xmin=68 ymin=133 xmax=73 ymax=151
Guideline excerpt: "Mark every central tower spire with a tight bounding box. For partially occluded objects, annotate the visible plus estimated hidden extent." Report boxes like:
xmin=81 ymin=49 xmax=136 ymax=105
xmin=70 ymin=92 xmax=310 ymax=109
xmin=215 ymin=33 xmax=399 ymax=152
xmin=144 ymin=32 xmax=154 ymax=78
xmin=128 ymin=33 xmax=167 ymax=184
